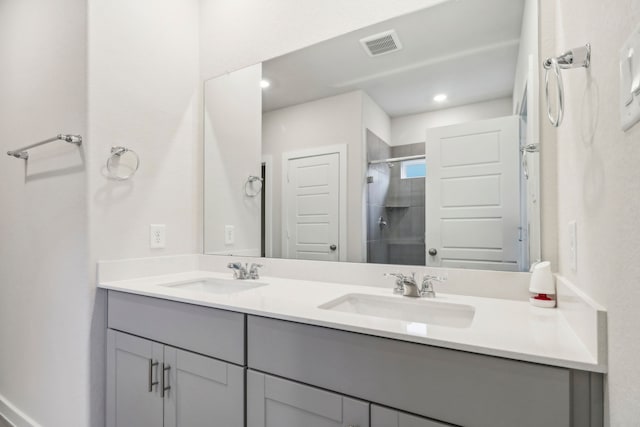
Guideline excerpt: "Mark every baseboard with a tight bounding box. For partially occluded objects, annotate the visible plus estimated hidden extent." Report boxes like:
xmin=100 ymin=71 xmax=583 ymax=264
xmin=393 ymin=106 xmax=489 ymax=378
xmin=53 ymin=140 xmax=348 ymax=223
xmin=0 ymin=395 xmax=41 ymax=427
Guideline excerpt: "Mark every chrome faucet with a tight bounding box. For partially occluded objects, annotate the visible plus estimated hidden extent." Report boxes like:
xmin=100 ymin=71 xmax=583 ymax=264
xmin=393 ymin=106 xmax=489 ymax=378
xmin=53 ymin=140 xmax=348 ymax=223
xmin=228 ymin=262 xmax=249 ymax=279
xmin=384 ymin=273 xmax=420 ymax=297
xmin=385 ymin=272 xmax=447 ymax=298
xmin=228 ymin=262 xmax=263 ymax=280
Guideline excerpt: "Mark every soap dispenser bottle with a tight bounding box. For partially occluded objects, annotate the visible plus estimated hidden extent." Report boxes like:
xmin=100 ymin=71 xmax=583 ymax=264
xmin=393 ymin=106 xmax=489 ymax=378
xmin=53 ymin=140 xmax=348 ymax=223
xmin=529 ymin=261 xmax=556 ymax=308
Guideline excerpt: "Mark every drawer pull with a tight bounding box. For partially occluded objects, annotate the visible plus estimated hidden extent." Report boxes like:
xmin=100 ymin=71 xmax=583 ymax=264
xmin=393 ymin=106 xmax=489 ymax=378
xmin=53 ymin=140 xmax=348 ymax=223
xmin=161 ymin=363 xmax=171 ymax=398
xmin=148 ymin=359 xmax=158 ymax=392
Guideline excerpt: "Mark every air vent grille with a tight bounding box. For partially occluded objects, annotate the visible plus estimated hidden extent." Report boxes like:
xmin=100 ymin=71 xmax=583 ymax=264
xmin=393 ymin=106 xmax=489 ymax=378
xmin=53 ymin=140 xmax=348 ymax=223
xmin=360 ymin=30 xmax=403 ymax=57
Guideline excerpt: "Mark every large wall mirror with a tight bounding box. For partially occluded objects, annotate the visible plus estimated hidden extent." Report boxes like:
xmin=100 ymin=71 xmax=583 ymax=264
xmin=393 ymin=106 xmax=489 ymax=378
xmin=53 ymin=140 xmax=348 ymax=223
xmin=204 ymin=0 xmax=541 ymax=272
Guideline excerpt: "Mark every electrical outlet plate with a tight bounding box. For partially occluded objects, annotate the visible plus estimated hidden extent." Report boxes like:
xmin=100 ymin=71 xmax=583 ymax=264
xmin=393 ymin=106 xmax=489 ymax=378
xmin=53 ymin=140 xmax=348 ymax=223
xmin=150 ymin=224 xmax=166 ymax=249
xmin=224 ymin=225 xmax=235 ymax=245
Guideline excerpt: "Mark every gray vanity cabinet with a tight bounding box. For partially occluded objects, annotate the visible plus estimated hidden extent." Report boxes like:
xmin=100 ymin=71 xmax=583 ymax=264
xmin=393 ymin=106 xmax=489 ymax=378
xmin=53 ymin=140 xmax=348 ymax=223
xmin=164 ymin=346 xmax=244 ymax=427
xmin=247 ymin=315 xmax=602 ymax=427
xmin=106 ymin=291 xmax=603 ymax=427
xmin=371 ymin=405 xmax=452 ymax=427
xmin=106 ymin=330 xmax=164 ymax=427
xmin=107 ymin=329 xmax=244 ymax=427
xmin=247 ymin=371 xmax=370 ymax=427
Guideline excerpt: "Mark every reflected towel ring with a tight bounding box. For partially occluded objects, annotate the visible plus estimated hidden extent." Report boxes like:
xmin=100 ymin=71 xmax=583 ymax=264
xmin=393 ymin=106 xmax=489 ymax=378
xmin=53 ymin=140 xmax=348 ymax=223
xmin=245 ymin=175 xmax=263 ymax=197
xmin=106 ymin=146 xmax=140 ymax=180
xmin=545 ymin=57 xmax=564 ymax=127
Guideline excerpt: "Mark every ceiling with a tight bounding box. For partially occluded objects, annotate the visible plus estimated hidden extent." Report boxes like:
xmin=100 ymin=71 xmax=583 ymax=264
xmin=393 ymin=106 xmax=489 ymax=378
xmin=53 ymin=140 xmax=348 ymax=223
xmin=262 ymin=0 xmax=525 ymax=117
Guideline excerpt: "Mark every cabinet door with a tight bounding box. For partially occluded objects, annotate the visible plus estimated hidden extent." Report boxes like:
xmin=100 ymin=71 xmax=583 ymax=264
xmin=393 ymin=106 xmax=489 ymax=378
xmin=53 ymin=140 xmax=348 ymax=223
xmin=247 ymin=371 xmax=369 ymax=427
xmin=164 ymin=346 xmax=244 ymax=427
xmin=371 ymin=405 xmax=452 ymax=427
xmin=107 ymin=330 xmax=164 ymax=427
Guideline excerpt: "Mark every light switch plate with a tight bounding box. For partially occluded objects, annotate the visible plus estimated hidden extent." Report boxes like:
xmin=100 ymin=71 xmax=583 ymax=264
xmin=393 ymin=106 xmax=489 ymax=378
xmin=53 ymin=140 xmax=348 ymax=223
xmin=150 ymin=224 xmax=166 ymax=249
xmin=620 ymin=23 xmax=640 ymax=131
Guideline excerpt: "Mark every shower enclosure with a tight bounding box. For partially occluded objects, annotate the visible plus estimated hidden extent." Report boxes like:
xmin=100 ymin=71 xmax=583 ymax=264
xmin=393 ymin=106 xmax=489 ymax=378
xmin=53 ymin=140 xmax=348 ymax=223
xmin=366 ymin=130 xmax=426 ymax=266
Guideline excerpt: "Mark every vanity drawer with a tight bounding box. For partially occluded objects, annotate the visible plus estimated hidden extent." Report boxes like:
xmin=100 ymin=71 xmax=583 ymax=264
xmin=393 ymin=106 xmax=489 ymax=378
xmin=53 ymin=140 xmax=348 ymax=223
xmin=108 ymin=291 xmax=245 ymax=364
xmin=247 ymin=316 xmax=571 ymax=427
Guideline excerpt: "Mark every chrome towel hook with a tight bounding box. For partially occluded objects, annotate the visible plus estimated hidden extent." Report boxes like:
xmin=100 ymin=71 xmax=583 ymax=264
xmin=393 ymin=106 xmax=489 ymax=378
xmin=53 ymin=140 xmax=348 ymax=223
xmin=543 ymin=44 xmax=591 ymax=127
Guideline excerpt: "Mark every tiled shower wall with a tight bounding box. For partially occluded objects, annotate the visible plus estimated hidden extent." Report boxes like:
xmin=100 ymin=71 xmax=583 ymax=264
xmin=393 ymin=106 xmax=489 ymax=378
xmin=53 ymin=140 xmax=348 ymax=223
xmin=366 ymin=130 xmax=391 ymax=264
xmin=366 ymin=130 xmax=426 ymax=266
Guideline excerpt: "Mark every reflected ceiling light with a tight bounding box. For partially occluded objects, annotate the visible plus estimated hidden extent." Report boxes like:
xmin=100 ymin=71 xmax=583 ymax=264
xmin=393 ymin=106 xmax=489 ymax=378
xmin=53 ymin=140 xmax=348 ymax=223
xmin=433 ymin=93 xmax=447 ymax=102
xmin=260 ymin=79 xmax=271 ymax=89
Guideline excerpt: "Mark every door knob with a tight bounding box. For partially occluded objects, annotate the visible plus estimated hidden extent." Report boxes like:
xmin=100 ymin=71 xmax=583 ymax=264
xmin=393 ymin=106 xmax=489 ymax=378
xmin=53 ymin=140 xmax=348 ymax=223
xmin=330 ymin=244 xmax=337 ymax=251
xmin=428 ymin=248 xmax=438 ymax=256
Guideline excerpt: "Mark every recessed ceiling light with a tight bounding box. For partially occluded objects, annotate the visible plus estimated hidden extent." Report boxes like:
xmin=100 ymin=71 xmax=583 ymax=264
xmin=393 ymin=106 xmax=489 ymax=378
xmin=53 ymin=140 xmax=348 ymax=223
xmin=433 ymin=94 xmax=447 ymax=102
xmin=260 ymin=79 xmax=271 ymax=89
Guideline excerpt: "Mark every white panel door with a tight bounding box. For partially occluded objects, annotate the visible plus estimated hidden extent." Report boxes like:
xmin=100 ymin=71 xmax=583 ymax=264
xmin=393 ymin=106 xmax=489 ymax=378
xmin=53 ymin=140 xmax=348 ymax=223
xmin=425 ymin=116 xmax=521 ymax=271
xmin=285 ymin=153 xmax=340 ymax=261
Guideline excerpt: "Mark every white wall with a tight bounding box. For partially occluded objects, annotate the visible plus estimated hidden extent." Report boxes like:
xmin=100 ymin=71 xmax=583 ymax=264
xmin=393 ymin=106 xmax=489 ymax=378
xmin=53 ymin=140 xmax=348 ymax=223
xmin=390 ymin=97 xmax=513 ymax=146
xmin=362 ymin=93 xmax=392 ymax=145
xmin=86 ymin=1 xmax=201 ymax=426
xmin=204 ymin=64 xmax=262 ymax=255
xmin=87 ymin=0 xmax=201 ymax=261
xmin=0 ymin=0 xmax=90 ymax=426
xmin=540 ymin=0 xmax=640 ymax=424
xmin=263 ymin=91 xmax=365 ymax=261
xmin=512 ymin=0 xmax=539 ymax=113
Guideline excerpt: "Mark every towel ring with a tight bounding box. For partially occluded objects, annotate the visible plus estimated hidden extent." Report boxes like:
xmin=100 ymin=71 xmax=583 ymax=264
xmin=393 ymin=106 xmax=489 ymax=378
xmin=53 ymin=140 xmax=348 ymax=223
xmin=545 ymin=57 xmax=564 ymax=127
xmin=543 ymin=44 xmax=591 ymax=127
xmin=107 ymin=146 xmax=140 ymax=181
xmin=244 ymin=175 xmax=263 ymax=197
xmin=520 ymin=143 xmax=539 ymax=180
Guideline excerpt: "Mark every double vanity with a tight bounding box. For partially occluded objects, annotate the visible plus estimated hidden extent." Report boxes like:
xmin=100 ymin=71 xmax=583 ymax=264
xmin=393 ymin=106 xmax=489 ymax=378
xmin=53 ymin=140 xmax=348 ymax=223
xmin=101 ymin=256 xmax=606 ymax=427
xmin=98 ymin=1 xmax=607 ymax=425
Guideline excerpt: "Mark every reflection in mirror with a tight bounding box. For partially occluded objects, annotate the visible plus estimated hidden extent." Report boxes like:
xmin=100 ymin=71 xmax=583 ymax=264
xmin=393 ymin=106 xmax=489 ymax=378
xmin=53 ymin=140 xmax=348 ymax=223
xmin=204 ymin=0 xmax=540 ymax=272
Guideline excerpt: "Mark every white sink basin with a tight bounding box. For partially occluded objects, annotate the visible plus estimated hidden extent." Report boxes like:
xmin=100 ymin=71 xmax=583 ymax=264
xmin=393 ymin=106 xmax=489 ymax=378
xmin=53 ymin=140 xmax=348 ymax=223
xmin=161 ymin=278 xmax=267 ymax=295
xmin=319 ymin=293 xmax=475 ymax=328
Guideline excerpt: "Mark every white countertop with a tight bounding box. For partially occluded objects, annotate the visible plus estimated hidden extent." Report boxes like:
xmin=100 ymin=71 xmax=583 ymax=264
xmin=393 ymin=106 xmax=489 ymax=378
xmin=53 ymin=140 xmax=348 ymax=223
xmin=99 ymin=270 xmax=605 ymax=373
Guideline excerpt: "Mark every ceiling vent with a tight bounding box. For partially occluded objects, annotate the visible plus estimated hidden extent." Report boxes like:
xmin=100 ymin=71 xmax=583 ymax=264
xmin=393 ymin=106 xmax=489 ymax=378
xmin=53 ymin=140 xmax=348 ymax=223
xmin=360 ymin=30 xmax=403 ymax=57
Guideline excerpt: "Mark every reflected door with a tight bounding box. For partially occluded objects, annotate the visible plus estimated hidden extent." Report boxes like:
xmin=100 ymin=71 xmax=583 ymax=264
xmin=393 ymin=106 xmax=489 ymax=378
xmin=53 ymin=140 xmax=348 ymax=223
xmin=425 ymin=116 xmax=521 ymax=271
xmin=284 ymin=152 xmax=340 ymax=261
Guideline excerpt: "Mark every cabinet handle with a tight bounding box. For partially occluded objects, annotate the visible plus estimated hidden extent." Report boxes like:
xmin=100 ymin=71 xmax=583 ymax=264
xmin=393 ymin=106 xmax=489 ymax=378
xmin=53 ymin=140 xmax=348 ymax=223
xmin=161 ymin=363 xmax=171 ymax=398
xmin=148 ymin=359 xmax=158 ymax=392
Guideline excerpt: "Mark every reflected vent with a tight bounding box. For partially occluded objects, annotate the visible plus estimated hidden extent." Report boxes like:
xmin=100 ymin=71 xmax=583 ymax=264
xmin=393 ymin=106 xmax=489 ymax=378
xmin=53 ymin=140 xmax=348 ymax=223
xmin=360 ymin=30 xmax=403 ymax=57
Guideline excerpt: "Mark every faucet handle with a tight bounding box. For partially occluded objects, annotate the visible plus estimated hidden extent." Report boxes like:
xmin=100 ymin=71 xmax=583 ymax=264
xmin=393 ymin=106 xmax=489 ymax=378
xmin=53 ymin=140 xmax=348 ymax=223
xmin=384 ymin=273 xmax=404 ymax=294
xmin=249 ymin=263 xmax=263 ymax=279
xmin=228 ymin=262 xmax=250 ymax=279
xmin=384 ymin=273 xmax=405 ymax=280
xmin=420 ymin=272 xmax=447 ymax=298
xmin=384 ymin=273 xmax=415 ymax=294
xmin=423 ymin=273 xmax=447 ymax=283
